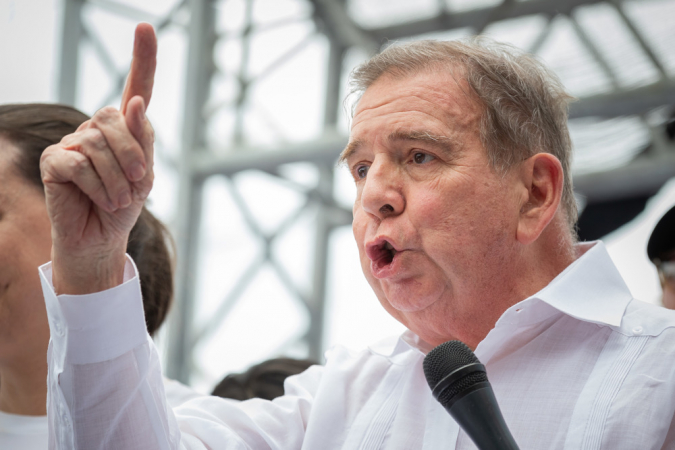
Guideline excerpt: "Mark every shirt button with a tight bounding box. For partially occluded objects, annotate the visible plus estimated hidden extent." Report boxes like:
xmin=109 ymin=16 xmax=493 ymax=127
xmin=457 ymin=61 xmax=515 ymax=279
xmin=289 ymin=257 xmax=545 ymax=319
xmin=633 ymin=326 xmax=643 ymax=335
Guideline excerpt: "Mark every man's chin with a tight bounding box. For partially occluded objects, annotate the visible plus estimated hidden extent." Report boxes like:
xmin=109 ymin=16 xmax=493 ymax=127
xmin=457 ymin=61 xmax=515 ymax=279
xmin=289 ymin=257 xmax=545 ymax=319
xmin=380 ymin=280 xmax=443 ymax=313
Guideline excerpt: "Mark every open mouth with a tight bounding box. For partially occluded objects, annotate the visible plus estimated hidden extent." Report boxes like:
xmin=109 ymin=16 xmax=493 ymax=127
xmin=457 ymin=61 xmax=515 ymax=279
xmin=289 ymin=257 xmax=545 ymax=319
xmin=369 ymin=240 xmax=398 ymax=270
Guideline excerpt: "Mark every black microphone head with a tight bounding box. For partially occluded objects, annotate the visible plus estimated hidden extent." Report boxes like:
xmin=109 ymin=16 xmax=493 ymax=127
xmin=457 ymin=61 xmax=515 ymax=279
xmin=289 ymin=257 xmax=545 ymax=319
xmin=423 ymin=340 xmax=488 ymax=408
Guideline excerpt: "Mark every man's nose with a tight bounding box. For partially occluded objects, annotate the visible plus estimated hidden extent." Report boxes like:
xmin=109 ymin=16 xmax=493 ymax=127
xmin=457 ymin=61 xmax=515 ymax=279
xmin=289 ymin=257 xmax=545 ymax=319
xmin=360 ymin=160 xmax=404 ymax=220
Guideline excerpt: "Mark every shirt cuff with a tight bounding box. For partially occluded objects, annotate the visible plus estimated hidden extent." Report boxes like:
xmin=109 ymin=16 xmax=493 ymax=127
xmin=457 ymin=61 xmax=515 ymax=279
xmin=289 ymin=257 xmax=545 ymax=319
xmin=39 ymin=255 xmax=148 ymax=365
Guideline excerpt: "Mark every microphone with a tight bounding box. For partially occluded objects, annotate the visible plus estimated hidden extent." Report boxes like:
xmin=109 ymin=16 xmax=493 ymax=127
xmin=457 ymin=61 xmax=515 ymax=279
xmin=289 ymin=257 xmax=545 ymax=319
xmin=423 ymin=340 xmax=519 ymax=450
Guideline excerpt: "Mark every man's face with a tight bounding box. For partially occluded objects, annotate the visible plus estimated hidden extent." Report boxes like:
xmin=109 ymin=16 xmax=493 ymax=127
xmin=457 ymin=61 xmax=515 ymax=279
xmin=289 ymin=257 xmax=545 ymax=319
xmin=346 ymin=70 xmax=523 ymax=345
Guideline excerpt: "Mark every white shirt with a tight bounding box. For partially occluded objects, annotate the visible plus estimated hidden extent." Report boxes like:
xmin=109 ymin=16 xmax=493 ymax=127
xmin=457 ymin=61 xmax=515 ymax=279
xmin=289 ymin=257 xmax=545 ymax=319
xmin=40 ymin=241 xmax=675 ymax=449
xmin=0 ymin=410 xmax=48 ymax=449
xmin=0 ymin=379 xmax=200 ymax=450
xmin=163 ymin=378 xmax=205 ymax=409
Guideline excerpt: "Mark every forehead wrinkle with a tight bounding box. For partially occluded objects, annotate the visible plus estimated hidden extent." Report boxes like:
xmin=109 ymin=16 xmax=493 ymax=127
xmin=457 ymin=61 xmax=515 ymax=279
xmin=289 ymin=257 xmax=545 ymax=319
xmin=355 ymin=84 xmax=480 ymax=136
xmin=345 ymin=71 xmax=481 ymax=165
xmin=355 ymin=92 xmax=451 ymax=121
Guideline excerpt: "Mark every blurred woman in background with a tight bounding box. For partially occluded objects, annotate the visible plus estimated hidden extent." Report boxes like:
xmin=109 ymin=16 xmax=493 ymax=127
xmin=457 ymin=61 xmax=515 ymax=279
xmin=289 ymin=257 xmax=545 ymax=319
xmin=0 ymin=103 xmax=200 ymax=448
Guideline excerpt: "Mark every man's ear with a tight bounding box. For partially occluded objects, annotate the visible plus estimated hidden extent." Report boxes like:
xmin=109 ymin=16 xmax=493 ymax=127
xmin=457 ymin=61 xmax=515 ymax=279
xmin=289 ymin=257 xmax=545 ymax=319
xmin=516 ymin=153 xmax=564 ymax=245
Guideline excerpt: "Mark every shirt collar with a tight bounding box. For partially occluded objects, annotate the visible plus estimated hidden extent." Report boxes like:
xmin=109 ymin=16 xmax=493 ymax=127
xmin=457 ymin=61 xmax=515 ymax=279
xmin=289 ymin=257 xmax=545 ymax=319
xmin=367 ymin=330 xmax=432 ymax=360
xmin=526 ymin=240 xmax=633 ymax=327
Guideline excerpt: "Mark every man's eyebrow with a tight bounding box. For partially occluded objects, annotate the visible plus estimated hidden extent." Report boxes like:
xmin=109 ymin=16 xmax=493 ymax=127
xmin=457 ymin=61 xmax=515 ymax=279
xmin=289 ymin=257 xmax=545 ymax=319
xmin=387 ymin=130 xmax=459 ymax=154
xmin=339 ymin=139 xmax=362 ymax=165
xmin=338 ymin=131 xmax=459 ymax=165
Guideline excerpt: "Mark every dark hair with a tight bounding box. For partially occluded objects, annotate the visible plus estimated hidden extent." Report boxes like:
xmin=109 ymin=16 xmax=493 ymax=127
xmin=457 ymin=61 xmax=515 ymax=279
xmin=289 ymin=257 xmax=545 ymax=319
xmin=127 ymin=208 xmax=174 ymax=335
xmin=648 ymin=205 xmax=675 ymax=264
xmin=211 ymin=358 xmax=317 ymax=401
xmin=0 ymin=103 xmax=173 ymax=335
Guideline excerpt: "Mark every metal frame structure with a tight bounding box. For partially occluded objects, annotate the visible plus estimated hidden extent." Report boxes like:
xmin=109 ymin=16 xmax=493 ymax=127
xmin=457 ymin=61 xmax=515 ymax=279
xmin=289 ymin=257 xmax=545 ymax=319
xmin=57 ymin=0 xmax=675 ymax=384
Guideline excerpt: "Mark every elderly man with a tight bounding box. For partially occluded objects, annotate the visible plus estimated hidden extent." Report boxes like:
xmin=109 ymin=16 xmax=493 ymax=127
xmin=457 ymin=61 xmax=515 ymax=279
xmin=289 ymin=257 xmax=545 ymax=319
xmin=39 ymin=25 xmax=675 ymax=449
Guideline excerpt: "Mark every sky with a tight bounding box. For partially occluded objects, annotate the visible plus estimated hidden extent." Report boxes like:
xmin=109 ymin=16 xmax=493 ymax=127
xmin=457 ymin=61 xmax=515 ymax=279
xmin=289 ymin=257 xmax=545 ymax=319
xmin=1 ymin=0 xmax=673 ymax=392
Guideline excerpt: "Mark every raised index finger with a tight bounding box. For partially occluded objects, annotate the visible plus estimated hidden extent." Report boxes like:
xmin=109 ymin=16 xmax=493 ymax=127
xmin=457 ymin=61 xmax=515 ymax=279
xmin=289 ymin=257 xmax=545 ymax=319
xmin=120 ymin=23 xmax=157 ymax=115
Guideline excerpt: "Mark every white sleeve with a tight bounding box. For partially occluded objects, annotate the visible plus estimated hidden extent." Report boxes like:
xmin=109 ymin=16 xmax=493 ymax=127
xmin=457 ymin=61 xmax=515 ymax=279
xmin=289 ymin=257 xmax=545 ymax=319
xmin=40 ymin=256 xmax=180 ymax=450
xmin=39 ymin=256 xmax=321 ymax=450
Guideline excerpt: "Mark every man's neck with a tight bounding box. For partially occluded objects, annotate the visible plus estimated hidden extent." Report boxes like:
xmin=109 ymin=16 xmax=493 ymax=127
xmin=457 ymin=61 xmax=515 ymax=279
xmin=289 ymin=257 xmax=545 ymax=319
xmin=418 ymin=227 xmax=579 ymax=350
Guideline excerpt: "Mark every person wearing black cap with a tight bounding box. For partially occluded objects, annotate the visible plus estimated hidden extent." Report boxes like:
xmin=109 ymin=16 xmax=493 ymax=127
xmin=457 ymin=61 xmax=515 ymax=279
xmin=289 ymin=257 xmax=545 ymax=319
xmin=648 ymin=205 xmax=675 ymax=309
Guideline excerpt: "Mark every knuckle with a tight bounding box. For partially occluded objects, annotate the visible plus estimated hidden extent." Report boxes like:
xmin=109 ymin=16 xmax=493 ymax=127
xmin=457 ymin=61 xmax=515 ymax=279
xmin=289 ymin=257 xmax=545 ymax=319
xmin=82 ymin=128 xmax=107 ymax=151
xmin=92 ymin=106 xmax=119 ymax=125
xmin=98 ymin=105 xmax=118 ymax=116
xmin=69 ymin=153 xmax=91 ymax=175
xmin=40 ymin=145 xmax=56 ymax=163
xmin=40 ymin=146 xmax=59 ymax=178
xmin=40 ymin=153 xmax=52 ymax=183
xmin=60 ymin=131 xmax=83 ymax=147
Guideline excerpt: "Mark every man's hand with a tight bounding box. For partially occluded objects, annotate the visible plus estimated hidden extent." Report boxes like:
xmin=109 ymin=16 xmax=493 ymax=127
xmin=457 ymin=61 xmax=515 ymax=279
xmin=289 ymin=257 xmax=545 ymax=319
xmin=41 ymin=23 xmax=157 ymax=295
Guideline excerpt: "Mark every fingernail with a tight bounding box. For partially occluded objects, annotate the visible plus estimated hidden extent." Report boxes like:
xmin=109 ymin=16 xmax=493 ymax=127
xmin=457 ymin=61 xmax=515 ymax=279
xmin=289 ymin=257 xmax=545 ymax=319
xmin=138 ymin=106 xmax=145 ymax=122
xmin=129 ymin=162 xmax=145 ymax=181
xmin=119 ymin=190 xmax=132 ymax=208
xmin=106 ymin=200 xmax=117 ymax=212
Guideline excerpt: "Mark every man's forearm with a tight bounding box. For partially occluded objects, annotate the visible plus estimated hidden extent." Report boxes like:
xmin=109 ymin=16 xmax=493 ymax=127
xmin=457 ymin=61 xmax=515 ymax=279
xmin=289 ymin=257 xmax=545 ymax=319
xmin=40 ymin=256 xmax=177 ymax=449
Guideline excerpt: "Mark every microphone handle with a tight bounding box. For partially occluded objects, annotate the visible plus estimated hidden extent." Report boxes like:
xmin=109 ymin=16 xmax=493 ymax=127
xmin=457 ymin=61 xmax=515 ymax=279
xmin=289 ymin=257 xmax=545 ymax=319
xmin=446 ymin=384 xmax=520 ymax=450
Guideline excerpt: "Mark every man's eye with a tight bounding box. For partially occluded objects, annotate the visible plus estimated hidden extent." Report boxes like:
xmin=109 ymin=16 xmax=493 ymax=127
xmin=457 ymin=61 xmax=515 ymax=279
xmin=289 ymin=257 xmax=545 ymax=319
xmin=413 ymin=152 xmax=434 ymax=164
xmin=356 ymin=165 xmax=369 ymax=179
